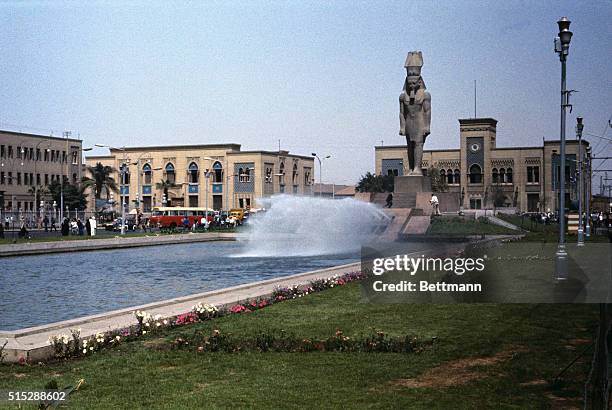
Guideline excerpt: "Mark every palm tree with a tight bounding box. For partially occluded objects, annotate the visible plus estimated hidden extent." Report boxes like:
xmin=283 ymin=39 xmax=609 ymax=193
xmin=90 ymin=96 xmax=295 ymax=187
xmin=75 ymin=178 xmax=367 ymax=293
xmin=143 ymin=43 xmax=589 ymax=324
xmin=81 ymin=162 xmax=118 ymax=200
xmin=156 ymin=179 xmax=179 ymax=205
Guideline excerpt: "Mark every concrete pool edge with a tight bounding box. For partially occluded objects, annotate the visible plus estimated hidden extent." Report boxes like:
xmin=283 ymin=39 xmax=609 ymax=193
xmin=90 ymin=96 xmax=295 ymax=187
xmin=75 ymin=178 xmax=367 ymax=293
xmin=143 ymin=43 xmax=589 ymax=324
xmin=1 ymin=261 xmax=362 ymax=363
xmin=0 ymin=232 xmax=241 ymax=257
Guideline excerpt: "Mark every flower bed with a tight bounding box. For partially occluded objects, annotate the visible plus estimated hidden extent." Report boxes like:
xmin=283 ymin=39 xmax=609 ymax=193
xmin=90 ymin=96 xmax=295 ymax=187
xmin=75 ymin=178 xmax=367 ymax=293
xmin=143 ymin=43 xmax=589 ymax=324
xmin=48 ymin=271 xmax=368 ymax=359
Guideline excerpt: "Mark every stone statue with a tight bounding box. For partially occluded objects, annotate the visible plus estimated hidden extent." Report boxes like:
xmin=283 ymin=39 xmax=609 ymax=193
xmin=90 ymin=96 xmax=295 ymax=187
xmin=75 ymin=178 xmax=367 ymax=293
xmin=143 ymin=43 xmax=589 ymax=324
xmin=399 ymin=51 xmax=431 ymax=176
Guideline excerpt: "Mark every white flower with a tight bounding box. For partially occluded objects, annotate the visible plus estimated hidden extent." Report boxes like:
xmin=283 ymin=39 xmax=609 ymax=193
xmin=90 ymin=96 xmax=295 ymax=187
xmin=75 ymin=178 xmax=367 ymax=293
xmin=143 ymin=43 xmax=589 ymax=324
xmin=89 ymin=346 xmax=94 ymax=351
xmin=163 ymin=320 xmax=168 ymax=325
xmin=142 ymin=330 xmax=147 ymax=335
xmin=83 ymin=340 xmax=87 ymax=346
xmin=156 ymin=322 xmax=161 ymax=327
xmin=145 ymin=322 xmax=150 ymax=327
xmin=82 ymin=349 xmax=87 ymax=354
xmin=115 ymin=336 xmax=121 ymax=341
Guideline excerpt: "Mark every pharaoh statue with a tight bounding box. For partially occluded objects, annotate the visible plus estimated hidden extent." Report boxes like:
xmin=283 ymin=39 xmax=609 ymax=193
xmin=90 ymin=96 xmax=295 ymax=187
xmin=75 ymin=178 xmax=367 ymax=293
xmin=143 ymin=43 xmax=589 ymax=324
xmin=399 ymin=51 xmax=431 ymax=175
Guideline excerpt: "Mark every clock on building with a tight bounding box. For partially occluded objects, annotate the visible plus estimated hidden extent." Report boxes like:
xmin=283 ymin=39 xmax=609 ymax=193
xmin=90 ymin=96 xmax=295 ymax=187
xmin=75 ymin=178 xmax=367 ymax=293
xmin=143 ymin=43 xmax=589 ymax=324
xmin=469 ymin=142 xmax=481 ymax=152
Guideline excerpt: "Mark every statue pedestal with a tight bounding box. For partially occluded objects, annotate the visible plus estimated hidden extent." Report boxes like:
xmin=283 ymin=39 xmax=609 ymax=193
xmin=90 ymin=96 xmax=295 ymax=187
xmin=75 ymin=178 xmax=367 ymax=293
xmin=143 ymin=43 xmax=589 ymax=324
xmin=394 ymin=175 xmax=431 ymax=193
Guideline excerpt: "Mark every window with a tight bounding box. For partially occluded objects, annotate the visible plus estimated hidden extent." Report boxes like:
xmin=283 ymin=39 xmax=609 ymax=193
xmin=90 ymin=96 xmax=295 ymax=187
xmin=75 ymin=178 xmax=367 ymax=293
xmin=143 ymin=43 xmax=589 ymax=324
xmin=446 ymin=169 xmax=454 ymax=185
xmin=17 ymin=173 xmax=21 ymax=185
xmin=0 ymin=145 xmax=4 ymax=158
xmin=8 ymin=146 xmax=13 ymax=158
xmin=304 ymin=169 xmax=311 ymax=185
xmin=527 ymin=166 xmax=540 ymax=183
xmin=120 ymin=164 xmax=130 ymax=184
xmin=469 ymin=164 xmax=482 ymax=184
xmin=16 ymin=147 xmax=21 ymax=159
xmin=24 ymin=173 xmax=28 ymax=185
xmin=62 ymin=151 xmax=66 ymax=162
xmin=279 ymin=162 xmax=285 ymax=185
xmin=7 ymin=172 xmax=12 ymax=185
xmin=45 ymin=174 xmax=49 ymax=185
xmin=453 ymin=169 xmax=460 ymax=184
xmin=506 ymin=168 xmax=513 ymax=183
xmin=37 ymin=174 xmax=41 ymax=185
xmin=72 ymin=173 xmax=77 ymax=183
xmin=1 ymin=172 xmax=4 ymax=184
xmin=213 ymin=161 xmax=223 ymax=183
xmin=265 ymin=167 xmax=272 ymax=183
xmin=188 ymin=162 xmax=199 ymax=183
xmin=71 ymin=151 xmax=78 ymax=165
xmin=36 ymin=148 xmax=40 ymax=160
xmin=165 ymin=163 xmax=175 ymax=184
xmin=499 ymin=168 xmax=506 ymax=183
xmin=439 ymin=169 xmax=446 ymax=182
xmin=44 ymin=150 xmax=49 ymax=161
xmin=292 ymin=164 xmax=298 ymax=185
xmin=143 ymin=163 xmax=152 ymax=184
xmin=492 ymin=168 xmax=498 ymax=184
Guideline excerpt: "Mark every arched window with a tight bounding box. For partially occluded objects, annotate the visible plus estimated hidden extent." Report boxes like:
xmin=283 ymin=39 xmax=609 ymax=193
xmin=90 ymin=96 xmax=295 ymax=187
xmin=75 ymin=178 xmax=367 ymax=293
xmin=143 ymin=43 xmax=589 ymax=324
xmin=469 ymin=164 xmax=482 ymax=184
xmin=279 ymin=162 xmax=285 ymax=184
xmin=439 ymin=169 xmax=446 ymax=179
xmin=143 ymin=163 xmax=152 ymax=184
xmin=292 ymin=164 xmax=298 ymax=185
xmin=446 ymin=169 xmax=453 ymax=185
xmin=506 ymin=167 xmax=513 ymax=183
xmin=165 ymin=163 xmax=175 ymax=184
xmin=244 ymin=168 xmax=251 ymax=182
xmin=238 ymin=167 xmax=244 ymax=182
xmin=499 ymin=168 xmax=506 ymax=184
xmin=120 ymin=163 xmax=130 ymax=184
xmin=454 ymin=169 xmax=460 ymax=184
xmin=492 ymin=168 xmax=498 ymax=184
xmin=213 ymin=161 xmax=223 ymax=183
xmin=188 ymin=162 xmax=199 ymax=183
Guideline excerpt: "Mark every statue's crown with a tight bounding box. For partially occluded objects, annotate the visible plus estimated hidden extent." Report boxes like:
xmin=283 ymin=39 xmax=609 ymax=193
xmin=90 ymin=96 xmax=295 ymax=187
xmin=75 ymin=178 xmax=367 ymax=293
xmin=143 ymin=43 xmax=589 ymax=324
xmin=404 ymin=51 xmax=423 ymax=68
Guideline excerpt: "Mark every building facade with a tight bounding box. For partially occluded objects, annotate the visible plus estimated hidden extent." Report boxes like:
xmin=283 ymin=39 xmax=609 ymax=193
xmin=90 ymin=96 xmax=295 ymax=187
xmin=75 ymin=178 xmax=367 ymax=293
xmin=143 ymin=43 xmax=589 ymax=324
xmin=375 ymin=118 xmax=591 ymax=213
xmin=85 ymin=144 xmax=314 ymax=212
xmin=0 ymin=130 xmax=83 ymax=212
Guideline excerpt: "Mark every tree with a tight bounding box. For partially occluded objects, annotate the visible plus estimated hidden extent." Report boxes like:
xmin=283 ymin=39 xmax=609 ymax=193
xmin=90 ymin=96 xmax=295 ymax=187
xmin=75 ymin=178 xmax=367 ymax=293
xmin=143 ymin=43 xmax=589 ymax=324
xmin=356 ymin=172 xmax=394 ymax=193
xmin=47 ymin=180 xmax=88 ymax=210
xmin=427 ymin=167 xmax=448 ymax=192
xmin=492 ymin=184 xmax=506 ymax=208
xmin=156 ymin=179 xmax=179 ymax=204
xmin=81 ymin=162 xmax=118 ymax=200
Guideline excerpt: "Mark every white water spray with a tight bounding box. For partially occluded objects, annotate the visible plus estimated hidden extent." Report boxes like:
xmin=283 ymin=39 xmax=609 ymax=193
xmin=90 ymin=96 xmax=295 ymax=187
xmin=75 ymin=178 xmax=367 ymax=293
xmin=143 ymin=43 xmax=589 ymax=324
xmin=237 ymin=195 xmax=389 ymax=257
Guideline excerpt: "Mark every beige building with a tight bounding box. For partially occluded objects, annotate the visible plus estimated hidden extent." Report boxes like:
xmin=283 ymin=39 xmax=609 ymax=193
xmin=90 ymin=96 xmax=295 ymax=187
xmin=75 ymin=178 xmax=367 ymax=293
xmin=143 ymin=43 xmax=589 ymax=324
xmin=375 ymin=118 xmax=591 ymax=212
xmin=85 ymin=144 xmax=314 ymax=212
xmin=0 ymin=130 xmax=83 ymax=212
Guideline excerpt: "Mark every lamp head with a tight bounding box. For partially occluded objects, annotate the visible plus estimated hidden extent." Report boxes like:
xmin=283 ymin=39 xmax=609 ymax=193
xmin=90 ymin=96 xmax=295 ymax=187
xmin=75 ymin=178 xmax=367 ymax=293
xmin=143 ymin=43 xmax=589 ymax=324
xmin=576 ymin=116 xmax=584 ymax=135
xmin=557 ymin=17 xmax=572 ymax=47
xmin=311 ymin=152 xmax=317 ymax=157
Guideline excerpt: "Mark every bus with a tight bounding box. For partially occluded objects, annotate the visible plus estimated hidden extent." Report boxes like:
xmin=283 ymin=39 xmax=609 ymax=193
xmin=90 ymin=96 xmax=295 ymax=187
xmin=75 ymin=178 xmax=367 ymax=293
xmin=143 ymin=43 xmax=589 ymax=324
xmin=149 ymin=207 xmax=215 ymax=228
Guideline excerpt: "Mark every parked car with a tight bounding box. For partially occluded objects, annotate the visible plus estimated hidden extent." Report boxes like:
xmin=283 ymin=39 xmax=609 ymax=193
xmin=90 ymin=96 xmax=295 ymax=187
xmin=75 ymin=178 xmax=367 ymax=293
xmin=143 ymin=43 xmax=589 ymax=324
xmin=110 ymin=217 xmax=137 ymax=231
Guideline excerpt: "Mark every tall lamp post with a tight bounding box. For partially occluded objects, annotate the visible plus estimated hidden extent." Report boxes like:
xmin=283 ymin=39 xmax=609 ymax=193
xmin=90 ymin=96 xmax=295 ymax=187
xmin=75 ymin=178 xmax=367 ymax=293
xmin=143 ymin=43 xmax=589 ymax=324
xmin=576 ymin=116 xmax=585 ymax=246
xmin=585 ymin=147 xmax=591 ymax=238
xmin=34 ymin=139 xmax=51 ymax=227
xmin=311 ymin=153 xmax=331 ymax=197
xmin=554 ymin=17 xmax=573 ymax=280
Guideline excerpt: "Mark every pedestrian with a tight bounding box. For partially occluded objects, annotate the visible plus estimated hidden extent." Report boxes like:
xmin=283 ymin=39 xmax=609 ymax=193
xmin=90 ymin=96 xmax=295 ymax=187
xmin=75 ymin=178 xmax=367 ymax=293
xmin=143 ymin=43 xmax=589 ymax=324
xmin=70 ymin=218 xmax=78 ymax=235
xmin=43 ymin=215 xmax=49 ymax=232
xmin=85 ymin=218 xmax=91 ymax=236
xmin=430 ymin=193 xmax=440 ymax=216
xmin=0 ymin=221 xmax=4 ymax=238
xmin=51 ymin=216 xmax=57 ymax=231
xmin=385 ymin=193 xmax=393 ymax=208
xmin=77 ymin=218 xmax=84 ymax=236
xmin=61 ymin=217 xmax=69 ymax=236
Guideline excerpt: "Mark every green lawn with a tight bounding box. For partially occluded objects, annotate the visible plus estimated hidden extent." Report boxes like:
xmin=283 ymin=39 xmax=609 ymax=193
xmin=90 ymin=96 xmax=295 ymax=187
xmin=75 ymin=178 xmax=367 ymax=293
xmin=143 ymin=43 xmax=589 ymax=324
xmin=427 ymin=216 xmax=518 ymax=235
xmin=496 ymin=214 xmax=609 ymax=243
xmin=0 ymin=283 xmax=597 ymax=408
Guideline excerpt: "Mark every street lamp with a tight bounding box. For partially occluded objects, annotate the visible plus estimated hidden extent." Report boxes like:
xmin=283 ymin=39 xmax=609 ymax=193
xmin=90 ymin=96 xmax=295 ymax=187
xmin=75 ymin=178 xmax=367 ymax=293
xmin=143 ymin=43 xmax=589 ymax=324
xmin=576 ymin=116 xmax=584 ymax=246
xmin=554 ymin=17 xmax=573 ymax=280
xmin=311 ymin=153 xmax=331 ymax=197
xmin=585 ymin=147 xmax=591 ymax=238
xmin=34 ymin=139 xmax=51 ymax=226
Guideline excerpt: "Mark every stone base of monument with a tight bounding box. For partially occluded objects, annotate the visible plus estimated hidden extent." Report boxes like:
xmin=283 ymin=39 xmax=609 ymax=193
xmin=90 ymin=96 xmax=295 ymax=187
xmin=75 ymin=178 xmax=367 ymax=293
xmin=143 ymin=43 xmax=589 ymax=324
xmin=392 ymin=175 xmax=432 ymax=208
xmin=394 ymin=175 xmax=432 ymax=193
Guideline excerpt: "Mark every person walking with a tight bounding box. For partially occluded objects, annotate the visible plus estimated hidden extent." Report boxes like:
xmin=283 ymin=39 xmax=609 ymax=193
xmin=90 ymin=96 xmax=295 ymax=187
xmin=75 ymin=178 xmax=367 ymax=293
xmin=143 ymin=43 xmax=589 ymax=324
xmin=51 ymin=216 xmax=57 ymax=231
xmin=77 ymin=219 xmax=84 ymax=236
xmin=61 ymin=217 xmax=69 ymax=236
xmin=85 ymin=218 xmax=91 ymax=236
xmin=385 ymin=193 xmax=393 ymax=208
xmin=430 ymin=193 xmax=440 ymax=216
xmin=43 ymin=215 xmax=49 ymax=232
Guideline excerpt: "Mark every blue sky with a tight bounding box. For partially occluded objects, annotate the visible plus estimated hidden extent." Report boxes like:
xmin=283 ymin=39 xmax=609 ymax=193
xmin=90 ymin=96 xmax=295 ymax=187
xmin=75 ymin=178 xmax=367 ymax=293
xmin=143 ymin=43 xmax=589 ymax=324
xmin=0 ymin=1 xmax=610 ymax=187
